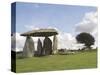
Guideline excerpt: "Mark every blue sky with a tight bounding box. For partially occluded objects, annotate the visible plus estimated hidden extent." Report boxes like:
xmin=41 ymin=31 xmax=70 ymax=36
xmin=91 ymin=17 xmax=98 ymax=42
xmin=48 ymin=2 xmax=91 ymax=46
xmin=11 ymin=2 xmax=98 ymax=51
xmin=16 ymin=2 xmax=97 ymax=34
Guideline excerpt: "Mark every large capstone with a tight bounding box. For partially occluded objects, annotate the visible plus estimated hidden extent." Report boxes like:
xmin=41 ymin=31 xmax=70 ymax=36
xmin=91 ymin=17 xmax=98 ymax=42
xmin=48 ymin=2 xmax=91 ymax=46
xmin=21 ymin=29 xmax=58 ymax=36
xmin=23 ymin=36 xmax=35 ymax=57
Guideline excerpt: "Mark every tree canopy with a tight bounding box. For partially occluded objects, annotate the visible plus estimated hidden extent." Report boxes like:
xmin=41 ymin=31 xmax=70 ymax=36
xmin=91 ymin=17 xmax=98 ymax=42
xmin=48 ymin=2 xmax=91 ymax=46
xmin=76 ymin=32 xmax=95 ymax=49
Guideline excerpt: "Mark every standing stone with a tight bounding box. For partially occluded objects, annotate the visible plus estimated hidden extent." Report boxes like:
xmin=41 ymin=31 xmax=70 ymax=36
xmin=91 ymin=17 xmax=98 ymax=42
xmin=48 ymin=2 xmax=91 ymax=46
xmin=23 ymin=36 xmax=35 ymax=57
xmin=37 ymin=38 xmax=42 ymax=56
xmin=53 ymin=35 xmax=58 ymax=54
xmin=43 ymin=37 xmax=52 ymax=55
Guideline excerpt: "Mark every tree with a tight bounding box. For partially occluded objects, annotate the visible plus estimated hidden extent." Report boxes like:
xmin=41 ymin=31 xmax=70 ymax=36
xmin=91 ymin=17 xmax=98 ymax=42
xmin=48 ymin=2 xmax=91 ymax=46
xmin=76 ymin=32 xmax=95 ymax=49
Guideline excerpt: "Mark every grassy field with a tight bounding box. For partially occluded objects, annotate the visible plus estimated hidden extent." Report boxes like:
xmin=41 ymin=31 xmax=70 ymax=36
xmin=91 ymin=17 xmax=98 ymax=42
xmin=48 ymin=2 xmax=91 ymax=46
xmin=16 ymin=50 xmax=97 ymax=73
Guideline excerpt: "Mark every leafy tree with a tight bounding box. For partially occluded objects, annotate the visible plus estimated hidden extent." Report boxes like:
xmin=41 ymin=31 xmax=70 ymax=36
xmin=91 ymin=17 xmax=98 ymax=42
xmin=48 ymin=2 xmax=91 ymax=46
xmin=76 ymin=32 xmax=95 ymax=49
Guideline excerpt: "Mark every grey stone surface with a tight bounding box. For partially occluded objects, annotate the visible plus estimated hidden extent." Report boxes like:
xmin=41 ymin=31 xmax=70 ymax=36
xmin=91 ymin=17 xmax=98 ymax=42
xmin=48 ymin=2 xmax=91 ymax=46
xmin=53 ymin=35 xmax=58 ymax=54
xmin=43 ymin=37 xmax=52 ymax=55
xmin=23 ymin=36 xmax=35 ymax=57
xmin=37 ymin=38 xmax=43 ymax=56
xmin=21 ymin=29 xmax=58 ymax=36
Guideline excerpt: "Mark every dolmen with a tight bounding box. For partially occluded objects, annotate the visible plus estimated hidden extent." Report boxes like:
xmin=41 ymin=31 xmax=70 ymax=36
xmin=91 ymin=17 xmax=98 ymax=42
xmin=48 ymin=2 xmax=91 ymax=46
xmin=20 ymin=28 xmax=58 ymax=57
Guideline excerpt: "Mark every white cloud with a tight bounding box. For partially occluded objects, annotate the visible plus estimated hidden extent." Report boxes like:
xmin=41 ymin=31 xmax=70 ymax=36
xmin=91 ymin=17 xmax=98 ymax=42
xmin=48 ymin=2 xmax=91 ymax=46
xmin=11 ymin=33 xmax=26 ymax=52
xmin=75 ymin=11 xmax=98 ymax=48
xmin=24 ymin=25 xmax=58 ymax=31
xmin=57 ymin=32 xmax=85 ymax=50
xmin=75 ymin=11 xmax=97 ymax=33
xmin=25 ymin=25 xmax=39 ymax=30
xmin=57 ymin=32 xmax=75 ymax=49
xmin=16 ymin=33 xmax=26 ymax=51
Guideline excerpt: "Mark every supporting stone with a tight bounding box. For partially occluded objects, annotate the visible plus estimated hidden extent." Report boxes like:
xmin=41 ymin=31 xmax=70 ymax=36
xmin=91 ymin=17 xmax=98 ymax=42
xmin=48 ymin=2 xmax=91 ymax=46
xmin=23 ymin=36 xmax=35 ymax=57
xmin=43 ymin=37 xmax=52 ymax=55
xmin=53 ymin=35 xmax=58 ymax=54
xmin=37 ymin=38 xmax=43 ymax=56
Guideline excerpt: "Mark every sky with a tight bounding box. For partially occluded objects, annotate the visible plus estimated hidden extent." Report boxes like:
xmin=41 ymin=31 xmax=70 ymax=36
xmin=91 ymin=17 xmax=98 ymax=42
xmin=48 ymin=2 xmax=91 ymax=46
xmin=11 ymin=2 xmax=98 ymax=52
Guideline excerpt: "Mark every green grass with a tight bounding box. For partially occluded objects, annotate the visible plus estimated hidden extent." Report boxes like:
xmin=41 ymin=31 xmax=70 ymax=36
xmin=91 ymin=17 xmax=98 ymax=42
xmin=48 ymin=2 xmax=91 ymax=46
xmin=16 ymin=50 xmax=97 ymax=73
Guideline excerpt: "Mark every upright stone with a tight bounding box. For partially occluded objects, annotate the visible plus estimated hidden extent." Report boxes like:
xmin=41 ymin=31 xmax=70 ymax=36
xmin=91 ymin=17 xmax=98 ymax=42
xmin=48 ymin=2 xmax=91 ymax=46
xmin=23 ymin=36 xmax=35 ymax=57
xmin=37 ymin=38 xmax=42 ymax=56
xmin=43 ymin=37 xmax=52 ymax=55
xmin=53 ymin=35 xmax=58 ymax=54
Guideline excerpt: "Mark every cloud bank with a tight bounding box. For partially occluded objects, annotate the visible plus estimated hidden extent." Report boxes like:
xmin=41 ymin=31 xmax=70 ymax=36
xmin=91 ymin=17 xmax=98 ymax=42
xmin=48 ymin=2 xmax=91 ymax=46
xmin=75 ymin=11 xmax=97 ymax=33
xmin=12 ymin=31 xmax=84 ymax=52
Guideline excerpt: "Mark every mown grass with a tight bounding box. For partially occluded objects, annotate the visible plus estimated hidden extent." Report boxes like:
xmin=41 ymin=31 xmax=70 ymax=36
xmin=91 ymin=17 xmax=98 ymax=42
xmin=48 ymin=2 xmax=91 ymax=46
xmin=16 ymin=50 xmax=97 ymax=73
